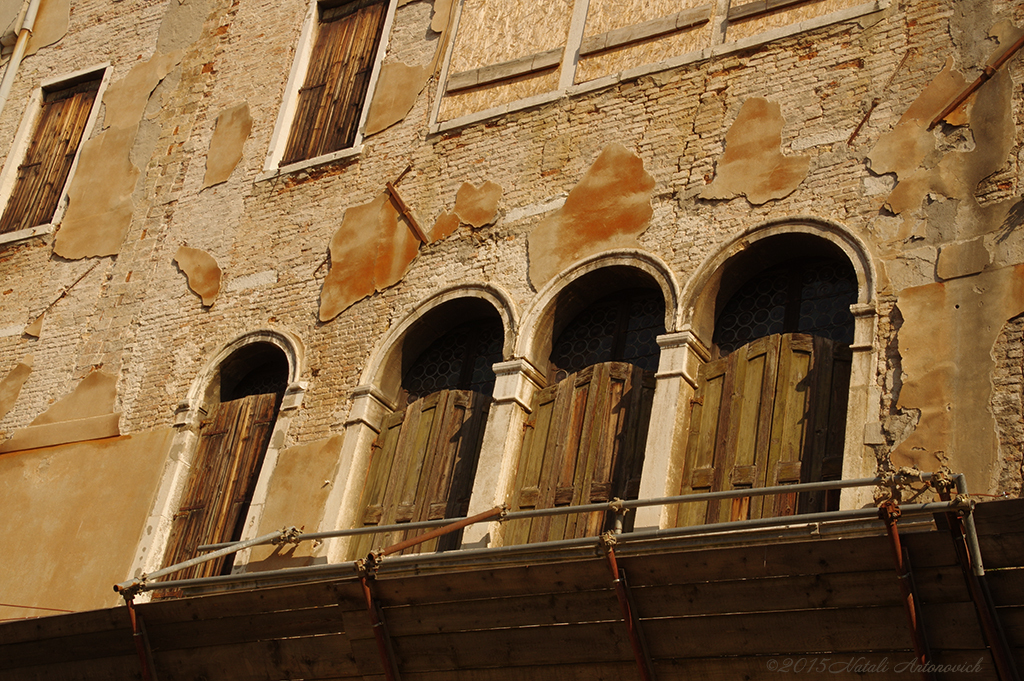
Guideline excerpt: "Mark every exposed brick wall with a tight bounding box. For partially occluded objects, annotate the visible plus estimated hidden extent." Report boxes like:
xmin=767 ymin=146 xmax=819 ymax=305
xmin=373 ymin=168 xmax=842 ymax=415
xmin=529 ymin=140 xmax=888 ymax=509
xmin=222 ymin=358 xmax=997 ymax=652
xmin=0 ymin=0 xmax=1020 ymax=495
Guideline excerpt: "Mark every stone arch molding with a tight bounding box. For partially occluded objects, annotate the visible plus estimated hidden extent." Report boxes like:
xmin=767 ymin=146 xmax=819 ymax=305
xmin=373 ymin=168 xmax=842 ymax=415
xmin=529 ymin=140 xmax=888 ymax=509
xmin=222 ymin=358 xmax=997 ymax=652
xmin=360 ymin=283 xmax=519 ymax=407
xmin=131 ymin=328 xmax=308 ymax=590
xmin=516 ymin=249 xmax=681 ymax=372
xmin=176 ymin=328 xmax=307 ymax=425
xmin=679 ymin=216 xmax=877 ymax=344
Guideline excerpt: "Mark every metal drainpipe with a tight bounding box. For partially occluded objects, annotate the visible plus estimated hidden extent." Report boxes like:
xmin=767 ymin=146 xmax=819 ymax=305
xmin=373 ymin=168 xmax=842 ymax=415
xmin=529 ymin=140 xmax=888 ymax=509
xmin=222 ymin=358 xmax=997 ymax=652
xmin=880 ymin=502 xmax=935 ymax=680
xmin=0 ymin=0 xmax=41 ymax=121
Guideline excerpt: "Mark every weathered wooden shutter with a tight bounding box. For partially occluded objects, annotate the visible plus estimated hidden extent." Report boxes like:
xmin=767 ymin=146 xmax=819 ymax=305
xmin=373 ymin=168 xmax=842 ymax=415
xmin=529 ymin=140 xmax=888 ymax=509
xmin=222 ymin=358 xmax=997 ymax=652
xmin=505 ymin=362 xmax=655 ymax=545
xmin=157 ymin=393 xmax=277 ymax=591
xmin=281 ymin=0 xmax=387 ymax=165
xmin=0 ymin=79 xmax=99 ymax=234
xmin=672 ymin=333 xmax=850 ymax=527
xmin=348 ymin=389 xmax=490 ymax=559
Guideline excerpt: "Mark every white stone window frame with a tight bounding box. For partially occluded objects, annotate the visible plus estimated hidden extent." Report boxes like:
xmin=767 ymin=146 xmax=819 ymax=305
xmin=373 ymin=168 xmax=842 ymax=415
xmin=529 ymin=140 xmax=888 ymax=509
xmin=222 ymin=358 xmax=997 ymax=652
xmin=127 ymin=329 xmax=308 ymax=594
xmin=429 ymin=0 xmax=890 ymax=134
xmin=259 ymin=0 xmax=398 ymax=182
xmin=0 ymin=63 xmax=110 ymax=248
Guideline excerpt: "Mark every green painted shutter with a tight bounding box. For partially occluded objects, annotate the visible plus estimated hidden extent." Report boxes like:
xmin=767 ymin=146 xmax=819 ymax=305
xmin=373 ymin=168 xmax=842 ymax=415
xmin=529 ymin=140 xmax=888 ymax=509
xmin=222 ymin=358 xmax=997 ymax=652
xmin=673 ymin=333 xmax=850 ymax=527
xmin=157 ymin=393 xmax=277 ymax=592
xmin=505 ymin=362 xmax=655 ymax=545
xmin=348 ymin=389 xmax=490 ymax=559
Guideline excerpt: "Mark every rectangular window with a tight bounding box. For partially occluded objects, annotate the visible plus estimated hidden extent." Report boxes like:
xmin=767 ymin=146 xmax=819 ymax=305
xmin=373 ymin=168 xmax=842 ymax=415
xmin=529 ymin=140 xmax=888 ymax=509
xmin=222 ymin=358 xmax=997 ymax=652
xmin=281 ymin=0 xmax=388 ymax=166
xmin=0 ymin=75 xmax=101 ymax=235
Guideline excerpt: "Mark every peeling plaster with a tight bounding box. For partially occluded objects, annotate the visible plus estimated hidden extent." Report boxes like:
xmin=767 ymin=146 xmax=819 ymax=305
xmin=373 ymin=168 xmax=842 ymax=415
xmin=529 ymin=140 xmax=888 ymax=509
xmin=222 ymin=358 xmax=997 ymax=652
xmin=203 ymin=102 xmax=253 ymax=188
xmin=699 ymin=98 xmax=810 ymax=205
xmin=431 ymin=210 xmax=460 ymax=242
xmin=24 ymin=0 xmax=69 ymax=56
xmin=893 ymin=265 xmax=1024 ymax=487
xmin=528 ymin=143 xmax=654 ymax=288
xmin=869 ymin=23 xmax=1022 ymax=242
xmin=319 ymin=192 xmax=421 ymax=322
xmin=32 ymin=370 xmax=118 ymax=426
xmin=247 ymin=435 xmax=343 ymax=571
xmin=937 ymin=238 xmax=990 ymax=281
xmin=431 ymin=0 xmax=454 ymax=33
xmin=156 ymin=0 xmax=213 ymax=54
xmin=23 ymin=313 xmax=42 ymax=338
xmin=453 ymin=180 xmax=502 ymax=228
xmin=101 ymin=51 xmax=184 ymax=131
xmin=174 ymin=246 xmax=222 ymax=306
xmin=0 ymin=355 xmax=32 ymax=421
xmin=363 ymin=62 xmax=429 ymax=137
xmin=53 ymin=125 xmax=141 ymax=259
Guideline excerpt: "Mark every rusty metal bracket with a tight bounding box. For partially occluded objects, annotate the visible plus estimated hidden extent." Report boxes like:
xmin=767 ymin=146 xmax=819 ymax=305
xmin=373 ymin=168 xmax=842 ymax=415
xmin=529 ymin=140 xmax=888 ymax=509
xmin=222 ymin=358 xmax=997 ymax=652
xmin=929 ymin=32 xmax=1024 ymax=129
xmin=360 ymin=575 xmax=403 ymax=681
xmin=880 ymin=502 xmax=934 ymax=680
xmin=126 ymin=597 xmax=159 ymax=681
xmin=605 ymin=545 xmax=656 ymax=681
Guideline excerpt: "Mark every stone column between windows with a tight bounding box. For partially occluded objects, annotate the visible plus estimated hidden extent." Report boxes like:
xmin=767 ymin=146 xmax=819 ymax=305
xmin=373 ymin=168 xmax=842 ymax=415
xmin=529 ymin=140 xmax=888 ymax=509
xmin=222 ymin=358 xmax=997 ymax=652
xmin=323 ymin=384 xmax=394 ymax=564
xmin=841 ymin=302 xmax=880 ymax=510
xmin=633 ymin=328 xmax=710 ymax=532
xmin=462 ymin=358 xmax=545 ymax=548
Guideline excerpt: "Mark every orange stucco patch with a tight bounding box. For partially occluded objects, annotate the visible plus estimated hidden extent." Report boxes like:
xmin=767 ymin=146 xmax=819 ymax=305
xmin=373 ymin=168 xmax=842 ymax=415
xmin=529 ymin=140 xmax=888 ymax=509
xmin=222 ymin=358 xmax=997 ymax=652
xmin=431 ymin=210 xmax=461 ymax=242
xmin=174 ymin=245 xmax=222 ymax=306
xmin=454 ymin=180 xmax=503 ymax=228
xmin=699 ymin=98 xmax=809 ymax=205
xmin=319 ymin=193 xmax=422 ymax=321
xmin=203 ymin=102 xmax=253 ymax=188
xmin=528 ymin=143 xmax=654 ymax=288
xmin=893 ymin=264 xmax=1024 ymax=487
xmin=0 ymin=355 xmax=32 ymax=421
xmin=363 ymin=62 xmax=430 ymax=136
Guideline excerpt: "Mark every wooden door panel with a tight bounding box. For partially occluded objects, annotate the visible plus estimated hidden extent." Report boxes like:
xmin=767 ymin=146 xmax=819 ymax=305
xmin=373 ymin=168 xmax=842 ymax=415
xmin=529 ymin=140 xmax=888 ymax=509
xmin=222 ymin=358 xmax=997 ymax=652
xmin=158 ymin=393 xmax=278 ymax=592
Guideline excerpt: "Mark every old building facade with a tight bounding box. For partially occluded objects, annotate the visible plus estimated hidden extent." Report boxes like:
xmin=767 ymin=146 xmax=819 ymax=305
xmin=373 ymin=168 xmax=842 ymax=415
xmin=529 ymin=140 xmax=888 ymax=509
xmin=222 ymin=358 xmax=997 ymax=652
xmin=1 ymin=0 xmax=1024 ymax=672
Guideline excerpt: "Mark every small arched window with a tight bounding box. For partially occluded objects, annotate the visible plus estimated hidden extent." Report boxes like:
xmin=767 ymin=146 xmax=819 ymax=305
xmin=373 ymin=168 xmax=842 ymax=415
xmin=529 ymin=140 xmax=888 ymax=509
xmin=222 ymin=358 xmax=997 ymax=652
xmin=349 ymin=311 xmax=502 ymax=559
xmin=507 ymin=282 xmax=663 ymax=545
xmin=158 ymin=342 xmax=289 ymax=594
xmin=675 ymin=253 xmax=855 ymax=527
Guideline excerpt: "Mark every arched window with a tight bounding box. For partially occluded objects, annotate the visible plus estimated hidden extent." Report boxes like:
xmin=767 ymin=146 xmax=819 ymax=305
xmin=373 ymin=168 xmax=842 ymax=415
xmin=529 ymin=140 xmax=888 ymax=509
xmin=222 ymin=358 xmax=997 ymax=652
xmin=158 ymin=343 xmax=289 ymax=594
xmin=348 ymin=308 xmax=502 ymax=558
xmin=506 ymin=280 xmax=664 ymax=544
xmin=675 ymin=253 xmax=855 ymax=526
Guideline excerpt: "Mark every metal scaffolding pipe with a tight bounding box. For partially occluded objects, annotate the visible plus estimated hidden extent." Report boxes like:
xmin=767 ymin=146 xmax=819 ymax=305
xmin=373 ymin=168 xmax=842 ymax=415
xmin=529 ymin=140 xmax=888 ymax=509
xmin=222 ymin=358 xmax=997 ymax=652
xmin=118 ymin=476 xmax=963 ymax=596
xmin=880 ymin=503 xmax=933 ymax=679
xmin=606 ymin=545 xmax=656 ymax=681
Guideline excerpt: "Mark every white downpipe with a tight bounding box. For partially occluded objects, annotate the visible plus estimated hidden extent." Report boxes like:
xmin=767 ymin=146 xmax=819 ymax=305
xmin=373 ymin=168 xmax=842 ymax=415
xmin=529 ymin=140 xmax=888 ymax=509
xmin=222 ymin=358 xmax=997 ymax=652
xmin=0 ymin=0 xmax=42 ymax=121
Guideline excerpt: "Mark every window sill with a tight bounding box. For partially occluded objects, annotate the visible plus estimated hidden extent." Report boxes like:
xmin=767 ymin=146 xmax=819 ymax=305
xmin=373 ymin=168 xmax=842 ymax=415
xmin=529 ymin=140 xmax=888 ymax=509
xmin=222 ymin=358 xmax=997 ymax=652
xmin=0 ymin=223 xmax=54 ymax=247
xmin=257 ymin=145 xmax=363 ymax=184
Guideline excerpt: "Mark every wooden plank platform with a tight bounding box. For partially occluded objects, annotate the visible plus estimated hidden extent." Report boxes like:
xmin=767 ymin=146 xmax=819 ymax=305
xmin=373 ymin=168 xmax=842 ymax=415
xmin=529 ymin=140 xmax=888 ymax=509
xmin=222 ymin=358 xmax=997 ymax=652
xmin=3 ymin=499 xmax=1024 ymax=680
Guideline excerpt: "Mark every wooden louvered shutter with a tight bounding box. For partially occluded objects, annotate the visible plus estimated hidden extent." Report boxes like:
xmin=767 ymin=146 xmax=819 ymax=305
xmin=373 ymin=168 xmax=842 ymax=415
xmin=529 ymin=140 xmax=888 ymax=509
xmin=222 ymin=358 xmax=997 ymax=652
xmin=348 ymin=389 xmax=490 ymax=560
xmin=0 ymin=79 xmax=99 ymax=234
xmin=505 ymin=362 xmax=655 ymax=545
xmin=281 ymin=0 xmax=387 ymax=165
xmin=157 ymin=393 xmax=277 ymax=592
xmin=673 ymin=333 xmax=850 ymax=527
